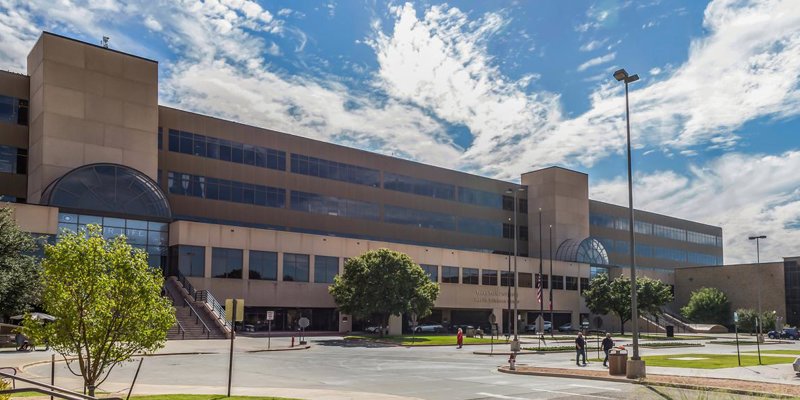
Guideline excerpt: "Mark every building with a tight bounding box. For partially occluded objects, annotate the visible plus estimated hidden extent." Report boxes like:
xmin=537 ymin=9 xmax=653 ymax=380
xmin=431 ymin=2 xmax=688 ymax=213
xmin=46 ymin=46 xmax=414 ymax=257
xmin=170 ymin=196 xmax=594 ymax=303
xmin=0 ymin=32 xmax=725 ymax=334
xmin=674 ymin=256 xmax=800 ymax=328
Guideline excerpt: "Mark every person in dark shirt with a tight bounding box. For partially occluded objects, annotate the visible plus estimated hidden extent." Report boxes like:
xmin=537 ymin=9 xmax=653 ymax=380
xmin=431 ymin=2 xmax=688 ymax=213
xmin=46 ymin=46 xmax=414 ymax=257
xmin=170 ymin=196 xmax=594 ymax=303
xmin=575 ymin=332 xmax=587 ymax=366
xmin=602 ymin=333 xmax=615 ymax=367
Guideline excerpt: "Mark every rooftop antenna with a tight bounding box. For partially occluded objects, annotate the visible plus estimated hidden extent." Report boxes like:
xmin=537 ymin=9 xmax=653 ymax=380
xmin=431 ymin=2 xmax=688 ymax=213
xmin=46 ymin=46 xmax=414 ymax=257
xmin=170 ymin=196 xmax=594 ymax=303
xmin=101 ymin=36 xmax=110 ymax=48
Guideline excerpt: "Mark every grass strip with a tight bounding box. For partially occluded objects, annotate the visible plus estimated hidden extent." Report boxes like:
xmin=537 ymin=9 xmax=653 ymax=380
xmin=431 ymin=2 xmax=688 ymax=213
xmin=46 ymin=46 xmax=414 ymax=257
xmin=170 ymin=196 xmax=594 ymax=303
xmin=640 ymin=353 xmax=792 ymax=369
xmin=132 ymin=395 xmax=298 ymax=400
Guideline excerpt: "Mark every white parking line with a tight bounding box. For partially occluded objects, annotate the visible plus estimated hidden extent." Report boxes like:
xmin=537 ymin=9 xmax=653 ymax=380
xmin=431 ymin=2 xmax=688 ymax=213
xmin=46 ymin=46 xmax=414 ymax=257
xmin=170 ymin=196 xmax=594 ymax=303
xmin=569 ymin=383 xmax=623 ymax=391
xmin=475 ymin=392 xmax=534 ymax=400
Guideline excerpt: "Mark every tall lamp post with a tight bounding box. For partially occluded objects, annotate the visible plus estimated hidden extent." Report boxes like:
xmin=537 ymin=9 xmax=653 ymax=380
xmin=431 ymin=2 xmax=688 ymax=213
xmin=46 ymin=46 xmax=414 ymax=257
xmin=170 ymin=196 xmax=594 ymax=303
xmin=506 ymin=187 xmax=526 ymax=353
xmin=538 ymin=208 xmax=544 ymax=329
xmin=749 ymin=235 xmax=767 ymax=344
xmin=614 ymin=68 xmax=645 ymax=378
xmin=549 ymin=224 xmax=554 ymax=332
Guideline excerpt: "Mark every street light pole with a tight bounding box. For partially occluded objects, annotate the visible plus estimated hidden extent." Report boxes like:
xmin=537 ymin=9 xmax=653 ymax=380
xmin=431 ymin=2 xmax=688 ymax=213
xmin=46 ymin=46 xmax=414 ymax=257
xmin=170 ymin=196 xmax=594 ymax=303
xmin=614 ymin=68 xmax=644 ymax=378
xmin=549 ymin=224 xmax=554 ymax=332
xmin=749 ymin=235 xmax=767 ymax=342
xmin=507 ymin=187 xmax=525 ymax=352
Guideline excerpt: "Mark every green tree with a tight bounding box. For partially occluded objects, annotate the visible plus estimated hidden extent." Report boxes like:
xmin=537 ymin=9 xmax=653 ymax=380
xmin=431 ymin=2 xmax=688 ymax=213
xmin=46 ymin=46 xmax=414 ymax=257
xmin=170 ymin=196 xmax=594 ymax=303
xmin=735 ymin=308 xmax=777 ymax=334
xmin=583 ymin=274 xmax=673 ymax=334
xmin=0 ymin=207 xmax=41 ymax=321
xmin=329 ymin=249 xmax=439 ymax=336
xmin=680 ymin=287 xmax=731 ymax=324
xmin=22 ymin=225 xmax=175 ymax=395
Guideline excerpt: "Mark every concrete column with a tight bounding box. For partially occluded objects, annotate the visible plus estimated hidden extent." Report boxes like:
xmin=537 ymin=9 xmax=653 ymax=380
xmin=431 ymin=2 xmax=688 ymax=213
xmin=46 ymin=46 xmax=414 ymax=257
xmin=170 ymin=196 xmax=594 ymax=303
xmin=204 ymin=246 xmax=212 ymax=278
xmin=339 ymin=314 xmax=352 ymax=334
xmin=242 ymin=250 xmax=250 ymax=280
xmin=388 ymin=314 xmax=403 ymax=336
xmin=277 ymin=252 xmax=284 ymax=281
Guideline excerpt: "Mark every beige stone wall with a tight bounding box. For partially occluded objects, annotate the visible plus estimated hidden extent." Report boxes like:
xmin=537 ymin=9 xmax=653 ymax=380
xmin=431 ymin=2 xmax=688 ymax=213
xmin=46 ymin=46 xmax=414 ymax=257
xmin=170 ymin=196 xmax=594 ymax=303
xmin=2 ymin=202 xmax=59 ymax=234
xmin=674 ymin=263 xmax=786 ymax=320
xmin=522 ymin=167 xmax=589 ymax=259
xmin=172 ymin=220 xmax=592 ymax=331
xmin=26 ymin=33 xmax=158 ymax=203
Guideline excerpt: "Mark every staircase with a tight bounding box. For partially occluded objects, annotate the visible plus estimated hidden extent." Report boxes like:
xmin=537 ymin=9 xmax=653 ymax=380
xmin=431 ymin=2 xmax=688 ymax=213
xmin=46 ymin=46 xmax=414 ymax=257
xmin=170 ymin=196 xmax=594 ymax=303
xmin=164 ymin=277 xmax=228 ymax=340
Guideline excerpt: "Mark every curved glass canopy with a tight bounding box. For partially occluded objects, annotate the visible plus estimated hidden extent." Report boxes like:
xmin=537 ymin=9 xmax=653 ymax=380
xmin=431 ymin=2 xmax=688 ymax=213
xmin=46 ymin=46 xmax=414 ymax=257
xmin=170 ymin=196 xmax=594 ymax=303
xmin=41 ymin=163 xmax=171 ymax=220
xmin=555 ymin=237 xmax=610 ymax=265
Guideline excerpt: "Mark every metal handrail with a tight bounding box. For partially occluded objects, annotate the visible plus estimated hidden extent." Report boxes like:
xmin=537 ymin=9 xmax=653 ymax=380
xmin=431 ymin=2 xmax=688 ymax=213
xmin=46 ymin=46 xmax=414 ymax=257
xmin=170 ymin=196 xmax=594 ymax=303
xmin=0 ymin=370 xmax=121 ymax=400
xmin=175 ymin=319 xmax=186 ymax=340
xmin=175 ymin=270 xmax=195 ymax=297
xmin=183 ymin=297 xmax=211 ymax=339
xmin=0 ymin=367 xmax=16 ymax=389
xmin=195 ymin=290 xmax=231 ymax=330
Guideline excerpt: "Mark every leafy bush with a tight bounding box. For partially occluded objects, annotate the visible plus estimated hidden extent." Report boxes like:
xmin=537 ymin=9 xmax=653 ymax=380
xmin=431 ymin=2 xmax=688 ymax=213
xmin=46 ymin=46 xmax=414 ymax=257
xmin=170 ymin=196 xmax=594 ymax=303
xmin=735 ymin=308 xmax=777 ymax=333
xmin=680 ymin=287 xmax=731 ymax=324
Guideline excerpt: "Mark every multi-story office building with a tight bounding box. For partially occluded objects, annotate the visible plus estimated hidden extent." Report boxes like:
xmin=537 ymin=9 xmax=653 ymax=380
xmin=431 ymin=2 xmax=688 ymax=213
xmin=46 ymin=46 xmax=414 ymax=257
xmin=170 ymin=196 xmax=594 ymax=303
xmin=0 ymin=32 xmax=725 ymax=334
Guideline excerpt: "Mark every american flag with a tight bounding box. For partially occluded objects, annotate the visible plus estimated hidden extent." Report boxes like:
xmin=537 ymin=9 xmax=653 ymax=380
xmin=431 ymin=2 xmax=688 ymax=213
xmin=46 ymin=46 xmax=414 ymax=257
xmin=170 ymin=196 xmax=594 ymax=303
xmin=536 ymin=274 xmax=542 ymax=305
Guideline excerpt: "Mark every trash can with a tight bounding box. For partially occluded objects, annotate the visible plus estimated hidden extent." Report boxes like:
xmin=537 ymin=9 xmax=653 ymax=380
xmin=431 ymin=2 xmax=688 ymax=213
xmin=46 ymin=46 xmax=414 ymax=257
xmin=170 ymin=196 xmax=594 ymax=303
xmin=608 ymin=349 xmax=628 ymax=376
xmin=666 ymin=325 xmax=674 ymax=338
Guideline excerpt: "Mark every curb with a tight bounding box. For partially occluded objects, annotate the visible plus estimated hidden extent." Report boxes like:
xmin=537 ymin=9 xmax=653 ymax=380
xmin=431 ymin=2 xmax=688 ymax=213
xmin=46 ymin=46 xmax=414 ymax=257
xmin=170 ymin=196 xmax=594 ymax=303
xmin=18 ymin=352 xmax=220 ymax=374
xmin=246 ymin=345 xmax=311 ymax=353
xmin=497 ymin=367 xmax=796 ymax=399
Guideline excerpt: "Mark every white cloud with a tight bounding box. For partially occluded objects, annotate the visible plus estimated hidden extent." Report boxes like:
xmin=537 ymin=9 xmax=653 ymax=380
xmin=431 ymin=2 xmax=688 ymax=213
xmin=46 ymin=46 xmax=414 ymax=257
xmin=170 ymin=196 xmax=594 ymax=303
xmin=144 ymin=16 xmax=162 ymax=32
xmin=649 ymin=67 xmax=662 ymax=75
xmin=590 ymin=151 xmax=800 ymax=264
xmin=579 ymin=38 xmax=608 ymax=52
xmin=577 ymin=52 xmax=616 ymax=71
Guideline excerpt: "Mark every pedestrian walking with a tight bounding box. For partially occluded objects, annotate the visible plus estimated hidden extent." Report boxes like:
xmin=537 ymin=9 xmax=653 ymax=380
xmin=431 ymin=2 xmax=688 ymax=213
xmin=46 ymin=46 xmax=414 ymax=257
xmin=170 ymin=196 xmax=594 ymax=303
xmin=575 ymin=332 xmax=587 ymax=366
xmin=602 ymin=333 xmax=615 ymax=367
xmin=457 ymin=327 xmax=464 ymax=349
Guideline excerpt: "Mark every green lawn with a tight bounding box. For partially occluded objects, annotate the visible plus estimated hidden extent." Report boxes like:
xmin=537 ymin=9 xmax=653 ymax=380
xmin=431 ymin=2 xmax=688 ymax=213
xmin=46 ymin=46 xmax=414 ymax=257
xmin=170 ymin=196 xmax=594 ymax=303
xmin=133 ymin=395 xmax=298 ymax=400
xmin=638 ymin=353 xmax=793 ymax=369
xmin=345 ymin=335 xmax=500 ymax=346
xmin=743 ymin=349 xmax=800 ymax=356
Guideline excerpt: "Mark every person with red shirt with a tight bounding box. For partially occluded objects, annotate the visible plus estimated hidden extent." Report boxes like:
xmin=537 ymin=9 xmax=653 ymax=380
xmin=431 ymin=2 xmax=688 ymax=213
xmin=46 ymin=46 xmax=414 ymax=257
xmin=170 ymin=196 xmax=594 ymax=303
xmin=457 ymin=328 xmax=464 ymax=349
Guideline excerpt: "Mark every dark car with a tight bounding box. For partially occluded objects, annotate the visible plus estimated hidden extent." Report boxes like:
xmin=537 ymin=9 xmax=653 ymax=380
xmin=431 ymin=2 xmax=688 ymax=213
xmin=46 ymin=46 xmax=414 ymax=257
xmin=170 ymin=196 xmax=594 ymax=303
xmin=768 ymin=328 xmax=800 ymax=340
xmin=524 ymin=321 xmax=552 ymax=333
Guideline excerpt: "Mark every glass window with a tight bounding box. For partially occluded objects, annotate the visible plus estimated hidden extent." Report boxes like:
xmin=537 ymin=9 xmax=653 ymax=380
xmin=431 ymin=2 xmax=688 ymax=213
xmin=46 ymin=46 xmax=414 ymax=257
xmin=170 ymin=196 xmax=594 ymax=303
xmin=565 ymin=276 xmax=578 ymax=291
xmin=0 ymin=95 xmax=17 ymax=124
xmin=211 ymin=248 xmax=243 ymax=279
xmin=458 ymin=187 xmax=503 ymax=208
xmin=518 ymin=272 xmax=533 ymax=288
xmin=179 ymin=131 xmax=193 ymax=154
xmin=249 ymin=250 xmax=277 ymax=280
xmin=580 ymin=277 xmax=590 ymax=295
xmin=283 ymin=253 xmax=309 ymax=282
xmin=168 ymin=171 xmax=285 ymax=209
xmin=291 ymin=153 xmax=379 ymax=187
xmin=482 ymin=269 xmax=498 ymax=286
xmin=589 ymin=213 xmax=615 ymax=229
xmin=383 ymin=172 xmax=455 ymax=200
xmin=177 ymin=245 xmax=205 ymax=277
xmin=519 ymin=226 xmax=528 ymax=241
xmin=0 ymin=145 xmax=26 ymax=174
xmin=459 ymin=217 xmax=503 ymax=237
xmin=462 ymin=268 xmax=479 ymax=285
xmin=384 ymin=205 xmax=456 ymax=231
xmin=442 ymin=266 xmax=459 ymax=283
xmin=551 ymin=275 xmax=564 ymax=290
xmin=501 ymin=271 xmax=515 ymax=287
xmin=502 ymin=223 xmax=514 ymax=239
xmin=502 ymin=195 xmax=514 ymax=211
xmin=291 ymin=191 xmax=379 ymax=220
xmin=314 ymin=255 xmax=339 ymax=284
xmin=420 ymin=264 xmax=438 ymax=282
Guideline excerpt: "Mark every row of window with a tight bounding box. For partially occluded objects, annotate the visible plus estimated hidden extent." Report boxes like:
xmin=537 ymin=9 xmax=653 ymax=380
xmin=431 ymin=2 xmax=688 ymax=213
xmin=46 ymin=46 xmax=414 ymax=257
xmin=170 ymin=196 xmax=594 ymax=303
xmin=590 ymin=213 xmax=722 ymax=247
xmin=597 ymin=237 xmax=723 ymax=265
xmin=291 ymin=153 xmax=380 ymax=187
xmin=168 ymin=129 xmax=286 ymax=171
xmin=420 ymin=264 xmax=587 ymax=291
xmin=168 ymin=171 xmax=286 ymax=208
xmin=291 ymin=191 xmax=380 ymax=221
xmin=0 ymin=95 xmax=28 ymax=126
xmin=177 ymin=246 xmax=340 ymax=283
xmin=0 ymin=145 xmax=27 ymax=174
xmin=162 ymin=128 xmax=524 ymax=211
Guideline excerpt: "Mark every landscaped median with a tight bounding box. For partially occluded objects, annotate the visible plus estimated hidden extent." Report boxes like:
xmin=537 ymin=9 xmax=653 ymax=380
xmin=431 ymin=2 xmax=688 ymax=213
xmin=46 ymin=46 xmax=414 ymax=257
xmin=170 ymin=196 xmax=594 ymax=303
xmin=521 ymin=342 xmax=703 ymax=353
xmin=586 ymin=353 xmax=794 ymax=368
xmin=499 ymin=364 xmax=800 ymax=398
xmin=344 ymin=334 xmax=499 ymax=346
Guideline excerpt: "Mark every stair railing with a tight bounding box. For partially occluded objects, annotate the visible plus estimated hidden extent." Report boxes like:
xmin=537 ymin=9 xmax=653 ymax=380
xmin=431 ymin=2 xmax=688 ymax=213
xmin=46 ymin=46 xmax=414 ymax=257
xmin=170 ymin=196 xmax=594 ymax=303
xmin=0 ymin=370 xmax=121 ymax=400
xmin=183 ymin=297 xmax=211 ymax=339
xmin=195 ymin=289 xmax=232 ymax=331
xmin=175 ymin=270 xmax=196 ymax=298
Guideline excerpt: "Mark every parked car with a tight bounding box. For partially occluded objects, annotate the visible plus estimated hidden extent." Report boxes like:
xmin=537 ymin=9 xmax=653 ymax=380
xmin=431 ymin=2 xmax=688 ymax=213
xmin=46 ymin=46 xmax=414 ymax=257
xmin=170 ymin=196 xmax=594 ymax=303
xmin=768 ymin=328 xmax=800 ymax=340
xmin=524 ymin=321 xmax=552 ymax=333
xmin=414 ymin=323 xmax=445 ymax=333
xmin=558 ymin=321 xmax=590 ymax=332
xmin=364 ymin=326 xmax=386 ymax=334
xmin=450 ymin=324 xmax=475 ymax=333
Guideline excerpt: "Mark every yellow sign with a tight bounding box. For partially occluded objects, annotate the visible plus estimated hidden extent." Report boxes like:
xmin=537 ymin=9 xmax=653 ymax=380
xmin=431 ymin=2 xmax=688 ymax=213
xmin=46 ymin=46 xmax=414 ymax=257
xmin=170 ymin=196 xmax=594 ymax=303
xmin=225 ymin=298 xmax=245 ymax=322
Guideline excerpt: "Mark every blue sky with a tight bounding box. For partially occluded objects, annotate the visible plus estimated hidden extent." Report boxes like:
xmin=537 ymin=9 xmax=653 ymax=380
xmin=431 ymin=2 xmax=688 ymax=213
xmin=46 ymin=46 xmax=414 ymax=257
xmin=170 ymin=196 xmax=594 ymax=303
xmin=0 ymin=0 xmax=798 ymax=263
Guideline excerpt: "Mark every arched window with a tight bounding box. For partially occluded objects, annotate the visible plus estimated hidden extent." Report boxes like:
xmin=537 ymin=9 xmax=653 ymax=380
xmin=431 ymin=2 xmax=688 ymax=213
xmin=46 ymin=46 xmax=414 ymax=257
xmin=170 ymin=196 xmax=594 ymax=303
xmin=41 ymin=164 xmax=171 ymax=220
xmin=555 ymin=237 xmax=610 ymax=265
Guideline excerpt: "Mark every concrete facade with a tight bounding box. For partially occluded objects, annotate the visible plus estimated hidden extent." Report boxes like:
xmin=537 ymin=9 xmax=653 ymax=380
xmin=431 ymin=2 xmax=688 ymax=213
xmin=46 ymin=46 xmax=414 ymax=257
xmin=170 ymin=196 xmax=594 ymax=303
xmin=26 ymin=33 xmax=158 ymax=203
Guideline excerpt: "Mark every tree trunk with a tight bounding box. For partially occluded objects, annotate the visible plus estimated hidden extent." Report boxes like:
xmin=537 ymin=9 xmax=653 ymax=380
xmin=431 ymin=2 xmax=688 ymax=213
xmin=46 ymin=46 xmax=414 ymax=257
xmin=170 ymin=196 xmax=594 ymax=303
xmin=87 ymin=383 xmax=95 ymax=397
xmin=381 ymin=313 xmax=389 ymax=337
xmin=620 ymin=316 xmax=625 ymax=335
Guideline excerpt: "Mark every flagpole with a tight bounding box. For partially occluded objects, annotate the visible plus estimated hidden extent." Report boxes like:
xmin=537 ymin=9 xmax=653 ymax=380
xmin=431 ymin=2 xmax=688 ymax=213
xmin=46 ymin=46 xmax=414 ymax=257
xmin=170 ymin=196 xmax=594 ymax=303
xmin=549 ymin=224 xmax=554 ymax=333
xmin=538 ymin=208 xmax=543 ymax=321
